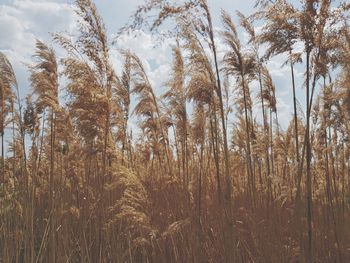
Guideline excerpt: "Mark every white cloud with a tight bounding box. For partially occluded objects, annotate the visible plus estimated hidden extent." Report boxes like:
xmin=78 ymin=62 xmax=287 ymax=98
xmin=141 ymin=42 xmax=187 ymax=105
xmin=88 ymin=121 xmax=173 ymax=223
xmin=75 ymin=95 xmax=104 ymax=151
xmin=113 ymin=29 xmax=175 ymax=94
xmin=114 ymin=30 xmax=173 ymax=65
xmin=0 ymin=0 xmax=309 ymax=138
xmin=0 ymin=0 xmax=77 ymax=96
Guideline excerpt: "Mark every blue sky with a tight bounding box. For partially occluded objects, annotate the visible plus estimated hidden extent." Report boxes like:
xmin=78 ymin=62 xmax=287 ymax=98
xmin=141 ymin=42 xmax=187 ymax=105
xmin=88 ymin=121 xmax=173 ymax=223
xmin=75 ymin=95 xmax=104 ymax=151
xmin=0 ymin=0 xmax=309 ymax=146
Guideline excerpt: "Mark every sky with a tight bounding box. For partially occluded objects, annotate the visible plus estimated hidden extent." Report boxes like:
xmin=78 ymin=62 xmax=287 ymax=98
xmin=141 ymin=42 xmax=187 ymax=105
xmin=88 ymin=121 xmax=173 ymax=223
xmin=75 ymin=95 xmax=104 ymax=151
xmin=0 ymin=0 xmax=308 ymax=145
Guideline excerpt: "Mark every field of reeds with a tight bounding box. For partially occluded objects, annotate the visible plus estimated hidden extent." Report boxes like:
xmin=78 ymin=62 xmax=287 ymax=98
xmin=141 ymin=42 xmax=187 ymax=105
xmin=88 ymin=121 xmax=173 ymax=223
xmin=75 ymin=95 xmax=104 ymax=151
xmin=0 ymin=0 xmax=349 ymax=262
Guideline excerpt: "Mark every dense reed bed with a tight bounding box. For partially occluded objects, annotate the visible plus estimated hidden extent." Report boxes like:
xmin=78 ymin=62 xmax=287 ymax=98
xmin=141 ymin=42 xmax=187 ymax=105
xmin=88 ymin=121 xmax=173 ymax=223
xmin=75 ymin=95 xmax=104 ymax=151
xmin=1 ymin=0 xmax=349 ymax=262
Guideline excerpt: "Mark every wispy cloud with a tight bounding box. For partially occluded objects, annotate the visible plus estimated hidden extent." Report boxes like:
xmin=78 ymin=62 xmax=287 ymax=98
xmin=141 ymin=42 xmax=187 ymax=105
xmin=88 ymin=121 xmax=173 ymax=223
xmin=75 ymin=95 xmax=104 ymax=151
xmin=0 ymin=0 xmax=307 ymax=132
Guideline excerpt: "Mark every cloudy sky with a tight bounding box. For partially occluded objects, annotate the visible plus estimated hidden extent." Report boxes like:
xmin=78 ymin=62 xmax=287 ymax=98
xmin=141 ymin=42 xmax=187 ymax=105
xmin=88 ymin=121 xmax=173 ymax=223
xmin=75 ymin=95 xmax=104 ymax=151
xmin=0 ymin=0 xmax=306 ymax=134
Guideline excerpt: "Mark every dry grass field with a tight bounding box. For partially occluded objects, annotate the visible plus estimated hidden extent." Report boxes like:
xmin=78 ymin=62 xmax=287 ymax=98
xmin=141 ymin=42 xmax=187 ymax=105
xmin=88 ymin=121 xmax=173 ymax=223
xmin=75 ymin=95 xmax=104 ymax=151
xmin=0 ymin=0 xmax=350 ymax=262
